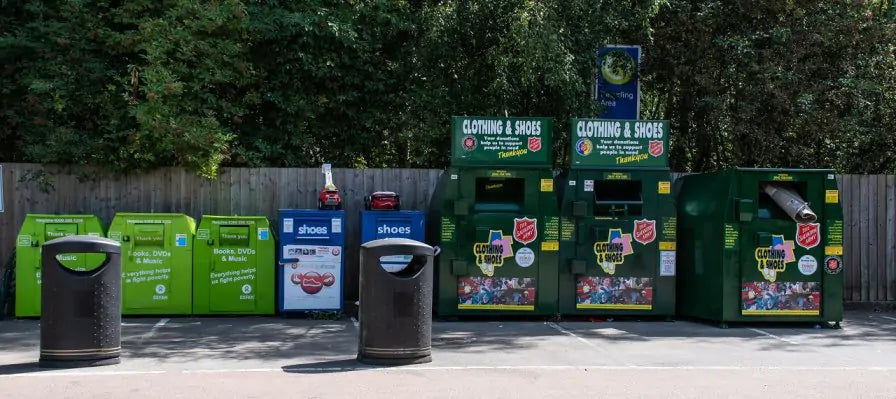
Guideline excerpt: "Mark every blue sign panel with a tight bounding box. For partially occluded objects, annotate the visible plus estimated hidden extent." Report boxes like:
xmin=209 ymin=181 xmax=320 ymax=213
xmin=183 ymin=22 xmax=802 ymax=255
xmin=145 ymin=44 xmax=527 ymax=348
xmin=360 ymin=211 xmax=426 ymax=272
xmin=594 ymin=45 xmax=641 ymax=119
xmin=277 ymin=209 xmax=345 ymax=312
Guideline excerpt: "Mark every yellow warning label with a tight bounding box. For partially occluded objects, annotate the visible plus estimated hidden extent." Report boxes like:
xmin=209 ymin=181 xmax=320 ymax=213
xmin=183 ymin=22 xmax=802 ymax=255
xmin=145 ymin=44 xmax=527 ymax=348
xmin=658 ymin=181 xmax=671 ymax=194
xmin=540 ymin=179 xmax=554 ymax=192
xmin=825 ymin=190 xmax=839 ymax=204
xmin=659 ymin=241 xmax=676 ymax=250
xmin=825 ymin=245 xmax=843 ymax=255
xmin=540 ymin=241 xmax=559 ymax=251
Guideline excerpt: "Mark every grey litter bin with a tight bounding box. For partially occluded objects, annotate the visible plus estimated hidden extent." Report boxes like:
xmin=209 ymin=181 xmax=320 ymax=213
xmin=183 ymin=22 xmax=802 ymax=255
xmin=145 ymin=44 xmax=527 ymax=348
xmin=357 ymin=238 xmax=435 ymax=365
xmin=39 ymin=235 xmax=122 ymax=368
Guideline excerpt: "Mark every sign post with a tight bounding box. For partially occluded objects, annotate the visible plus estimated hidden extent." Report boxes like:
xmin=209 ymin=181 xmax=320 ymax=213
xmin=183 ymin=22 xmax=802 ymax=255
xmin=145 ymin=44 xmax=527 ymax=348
xmin=594 ymin=45 xmax=641 ymax=119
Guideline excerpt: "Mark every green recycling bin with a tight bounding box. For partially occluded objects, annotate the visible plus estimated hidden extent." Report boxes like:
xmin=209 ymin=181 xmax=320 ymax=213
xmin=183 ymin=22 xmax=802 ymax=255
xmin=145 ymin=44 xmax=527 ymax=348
xmin=557 ymin=119 xmax=676 ymax=317
xmin=107 ymin=213 xmax=196 ymax=315
xmin=430 ymin=116 xmax=559 ymax=316
xmin=14 ymin=214 xmax=106 ymax=317
xmin=192 ymin=215 xmax=275 ymax=315
xmin=675 ymin=168 xmax=844 ymax=325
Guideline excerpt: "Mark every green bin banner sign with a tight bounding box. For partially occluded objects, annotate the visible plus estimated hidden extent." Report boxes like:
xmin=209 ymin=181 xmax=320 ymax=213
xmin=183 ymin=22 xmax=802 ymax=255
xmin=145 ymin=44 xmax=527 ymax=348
xmin=571 ymin=118 xmax=669 ymax=168
xmin=451 ymin=116 xmax=553 ymax=167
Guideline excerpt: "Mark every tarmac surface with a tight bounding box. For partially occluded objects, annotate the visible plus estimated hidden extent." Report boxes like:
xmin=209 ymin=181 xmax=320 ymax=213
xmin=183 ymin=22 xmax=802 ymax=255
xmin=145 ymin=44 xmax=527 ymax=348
xmin=1 ymin=310 xmax=895 ymax=398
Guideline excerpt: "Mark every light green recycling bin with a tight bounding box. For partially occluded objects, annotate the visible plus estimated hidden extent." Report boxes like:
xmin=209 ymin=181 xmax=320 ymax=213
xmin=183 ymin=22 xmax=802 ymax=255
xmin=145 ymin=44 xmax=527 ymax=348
xmin=14 ymin=214 xmax=105 ymax=317
xmin=192 ymin=215 xmax=275 ymax=315
xmin=107 ymin=213 xmax=195 ymax=315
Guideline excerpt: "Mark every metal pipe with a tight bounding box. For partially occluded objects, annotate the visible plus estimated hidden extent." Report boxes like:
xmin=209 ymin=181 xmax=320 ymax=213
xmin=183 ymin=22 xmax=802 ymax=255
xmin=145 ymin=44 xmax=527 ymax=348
xmin=762 ymin=183 xmax=817 ymax=223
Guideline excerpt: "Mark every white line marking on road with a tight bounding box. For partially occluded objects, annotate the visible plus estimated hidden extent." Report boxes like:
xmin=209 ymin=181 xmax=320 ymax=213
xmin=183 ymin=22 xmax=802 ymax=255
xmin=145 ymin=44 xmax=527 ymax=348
xmin=546 ymin=322 xmax=634 ymax=367
xmin=5 ymin=365 xmax=896 ymax=378
xmin=546 ymin=322 xmax=598 ymax=349
xmin=750 ymin=328 xmax=799 ymax=345
xmin=879 ymin=316 xmax=896 ymax=322
xmin=0 ymin=370 xmax=167 ymax=378
xmin=137 ymin=318 xmax=170 ymax=345
xmin=185 ymin=368 xmax=286 ymax=373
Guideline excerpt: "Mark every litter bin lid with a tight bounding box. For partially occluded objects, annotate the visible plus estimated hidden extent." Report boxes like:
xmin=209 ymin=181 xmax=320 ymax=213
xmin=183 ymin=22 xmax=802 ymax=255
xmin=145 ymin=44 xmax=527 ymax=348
xmin=361 ymin=238 xmax=434 ymax=255
xmin=43 ymin=235 xmax=122 ymax=254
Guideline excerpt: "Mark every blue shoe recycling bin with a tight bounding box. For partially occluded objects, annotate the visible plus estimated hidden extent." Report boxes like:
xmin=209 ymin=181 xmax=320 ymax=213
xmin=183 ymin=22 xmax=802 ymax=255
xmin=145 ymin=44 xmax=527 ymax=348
xmin=277 ymin=209 xmax=345 ymax=312
xmin=360 ymin=210 xmax=426 ymax=273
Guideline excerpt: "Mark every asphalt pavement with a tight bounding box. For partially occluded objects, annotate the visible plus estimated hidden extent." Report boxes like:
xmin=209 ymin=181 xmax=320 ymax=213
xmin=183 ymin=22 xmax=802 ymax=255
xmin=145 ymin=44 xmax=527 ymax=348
xmin=1 ymin=310 xmax=895 ymax=398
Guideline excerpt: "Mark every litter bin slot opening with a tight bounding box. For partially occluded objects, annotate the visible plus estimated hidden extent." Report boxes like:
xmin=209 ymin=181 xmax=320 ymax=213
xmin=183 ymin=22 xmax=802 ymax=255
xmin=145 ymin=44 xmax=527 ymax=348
xmin=381 ymin=255 xmax=427 ymax=279
xmin=51 ymin=252 xmax=111 ymax=277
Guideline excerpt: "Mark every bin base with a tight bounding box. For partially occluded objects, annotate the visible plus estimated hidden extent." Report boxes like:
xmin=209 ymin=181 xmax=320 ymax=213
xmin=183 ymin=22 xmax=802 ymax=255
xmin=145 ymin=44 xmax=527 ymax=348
xmin=39 ymin=356 xmax=120 ymax=368
xmin=357 ymin=353 xmax=432 ymax=366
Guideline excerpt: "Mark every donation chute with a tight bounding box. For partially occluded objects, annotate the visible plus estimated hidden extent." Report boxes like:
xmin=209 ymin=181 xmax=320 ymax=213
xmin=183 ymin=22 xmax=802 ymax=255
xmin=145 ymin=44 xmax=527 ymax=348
xmin=761 ymin=183 xmax=817 ymax=223
xmin=318 ymin=163 xmax=342 ymax=210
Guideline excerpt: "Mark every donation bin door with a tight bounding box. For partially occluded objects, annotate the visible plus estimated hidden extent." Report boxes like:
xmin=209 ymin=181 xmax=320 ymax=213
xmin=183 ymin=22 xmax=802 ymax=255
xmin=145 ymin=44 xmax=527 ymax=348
xmin=279 ymin=211 xmax=345 ymax=313
xmin=454 ymin=174 xmax=540 ymax=312
xmin=737 ymin=173 xmax=826 ymax=319
xmin=125 ymin=223 xmax=169 ymax=309
xmin=208 ymin=225 xmax=256 ymax=312
xmin=575 ymin=176 xmax=658 ymax=311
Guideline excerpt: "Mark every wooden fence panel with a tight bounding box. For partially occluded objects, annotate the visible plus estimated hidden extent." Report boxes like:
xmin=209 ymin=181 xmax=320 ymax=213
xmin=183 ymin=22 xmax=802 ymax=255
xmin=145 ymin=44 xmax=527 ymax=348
xmin=888 ymin=175 xmax=896 ymax=301
xmin=0 ymin=164 xmax=444 ymax=302
xmin=1 ymin=164 xmax=894 ymax=303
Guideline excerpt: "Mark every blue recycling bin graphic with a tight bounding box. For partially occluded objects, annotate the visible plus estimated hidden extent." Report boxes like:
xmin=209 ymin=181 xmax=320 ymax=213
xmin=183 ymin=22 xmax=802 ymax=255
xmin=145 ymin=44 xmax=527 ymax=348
xmin=360 ymin=211 xmax=426 ymax=272
xmin=277 ymin=209 xmax=345 ymax=312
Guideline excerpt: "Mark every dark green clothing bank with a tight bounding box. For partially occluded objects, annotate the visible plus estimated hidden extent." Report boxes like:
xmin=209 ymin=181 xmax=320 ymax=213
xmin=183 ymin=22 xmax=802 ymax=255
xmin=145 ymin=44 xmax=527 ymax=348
xmin=431 ymin=116 xmax=559 ymax=316
xmin=675 ymin=169 xmax=844 ymax=324
xmin=557 ymin=119 xmax=676 ymax=317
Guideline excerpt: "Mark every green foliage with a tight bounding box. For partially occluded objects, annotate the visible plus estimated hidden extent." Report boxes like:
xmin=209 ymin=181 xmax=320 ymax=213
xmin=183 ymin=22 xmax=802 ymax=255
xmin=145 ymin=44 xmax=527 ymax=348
xmin=235 ymin=0 xmax=418 ymax=168
xmin=1 ymin=0 xmax=251 ymax=177
xmin=1 ymin=0 xmax=895 ymax=174
xmin=644 ymin=0 xmax=896 ymax=173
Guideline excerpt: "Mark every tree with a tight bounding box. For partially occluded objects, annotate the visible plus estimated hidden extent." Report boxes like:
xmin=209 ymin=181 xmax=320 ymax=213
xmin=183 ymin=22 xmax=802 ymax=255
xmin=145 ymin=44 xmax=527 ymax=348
xmin=644 ymin=0 xmax=896 ymax=173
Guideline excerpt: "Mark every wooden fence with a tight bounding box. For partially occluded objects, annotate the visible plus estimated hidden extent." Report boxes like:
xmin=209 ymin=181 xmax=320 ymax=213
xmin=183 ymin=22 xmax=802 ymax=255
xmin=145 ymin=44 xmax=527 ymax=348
xmin=0 ymin=163 xmax=894 ymax=303
xmin=839 ymin=175 xmax=896 ymax=302
xmin=0 ymin=164 xmax=443 ymax=301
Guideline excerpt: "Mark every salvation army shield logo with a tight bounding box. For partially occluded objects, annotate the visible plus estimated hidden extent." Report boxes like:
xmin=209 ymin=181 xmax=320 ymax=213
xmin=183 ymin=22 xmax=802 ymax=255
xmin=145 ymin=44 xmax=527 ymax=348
xmin=796 ymin=223 xmax=820 ymax=249
xmin=513 ymin=218 xmax=537 ymax=245
xmin=824 ymin=256 xmax=842 ymax=275
xmin=648 ymin=140 xmax=664 ymax=157
xmin=528 ymin=137 xmax=542 ymax=152
xmin=462 ymin=135 xmax=477 ymax=151
xmin=633 ymin=219 xmax=656 ymax=245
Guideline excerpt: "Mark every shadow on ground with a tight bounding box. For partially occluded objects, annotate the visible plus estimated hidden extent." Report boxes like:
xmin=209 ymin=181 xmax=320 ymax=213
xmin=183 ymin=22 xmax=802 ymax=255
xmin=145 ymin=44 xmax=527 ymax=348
xmin=554 ymin=310 xmax=896 ymax=353
xmin=0 ymin=310 xmax=893 ymax=365
xmin=281 ymin=358 xmax=365 ymax=373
